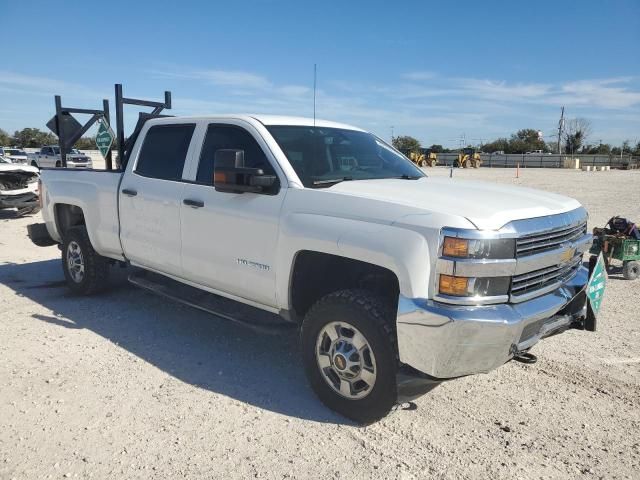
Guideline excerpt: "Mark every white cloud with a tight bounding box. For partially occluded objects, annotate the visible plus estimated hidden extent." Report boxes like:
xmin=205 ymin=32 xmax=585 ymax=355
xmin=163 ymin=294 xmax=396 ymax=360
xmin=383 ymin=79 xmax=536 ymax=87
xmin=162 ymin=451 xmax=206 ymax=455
xmin=399 ymin=72 xmax=640 ymax=109
xmin=0 ymin=70 xmax=104 ymax=98
xmin=550 ymin=78 xmax=640 ymax=108
xmin=149 ymin=67 xmax=271 ymax=89
xmin=402 ymin=71 xmax=438 ymax=81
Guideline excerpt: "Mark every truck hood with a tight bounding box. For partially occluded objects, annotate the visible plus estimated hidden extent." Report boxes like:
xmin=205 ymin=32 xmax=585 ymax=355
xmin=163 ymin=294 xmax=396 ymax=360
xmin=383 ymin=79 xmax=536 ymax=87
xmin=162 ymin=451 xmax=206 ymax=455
xmin=0 ymin=163 xmax=39 ymax=174
xmin=328 ymin=177 xmax=581 ymax=230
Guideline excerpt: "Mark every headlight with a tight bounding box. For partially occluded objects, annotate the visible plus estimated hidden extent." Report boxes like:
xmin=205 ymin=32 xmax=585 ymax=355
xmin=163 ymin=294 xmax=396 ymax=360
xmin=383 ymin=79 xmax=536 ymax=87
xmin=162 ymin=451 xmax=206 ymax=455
xmin=442 ymin=236 xmax=515 ymax=259
xmin=439 ymin=274 xmax=510 ymax=297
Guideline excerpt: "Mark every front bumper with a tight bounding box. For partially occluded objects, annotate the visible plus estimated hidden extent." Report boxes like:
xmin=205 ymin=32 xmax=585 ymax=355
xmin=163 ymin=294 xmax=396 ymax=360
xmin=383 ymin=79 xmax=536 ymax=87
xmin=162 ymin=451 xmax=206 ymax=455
xmin=397 ymin=265 xmax=589 ymax=379
xmin=0 ymin=192 xmax=38 ymax=209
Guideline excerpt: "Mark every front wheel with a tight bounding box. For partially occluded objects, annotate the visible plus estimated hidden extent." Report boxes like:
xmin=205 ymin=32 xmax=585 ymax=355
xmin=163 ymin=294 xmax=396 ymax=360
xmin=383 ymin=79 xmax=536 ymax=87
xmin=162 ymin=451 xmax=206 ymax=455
xmin=622 ymin=260 xmax=639 ymax=280
xmin=62 ymin=226 xmax=110 ymax=294
xmin=301 ymin=289 xmax=398 ymax=424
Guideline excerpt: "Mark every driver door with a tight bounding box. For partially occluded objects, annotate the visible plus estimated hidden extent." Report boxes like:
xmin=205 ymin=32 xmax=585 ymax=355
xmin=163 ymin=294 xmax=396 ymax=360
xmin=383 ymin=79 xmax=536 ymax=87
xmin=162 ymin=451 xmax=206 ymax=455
xmin=180 ymin=122 xmax=286 ymax=307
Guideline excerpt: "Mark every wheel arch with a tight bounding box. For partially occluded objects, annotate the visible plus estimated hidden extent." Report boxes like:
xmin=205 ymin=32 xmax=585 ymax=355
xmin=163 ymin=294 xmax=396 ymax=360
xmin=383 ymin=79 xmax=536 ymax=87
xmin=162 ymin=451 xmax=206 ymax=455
xmin=287 ymin=250 xmax=401 ymax=323
xmin=54 ymin=203 xmax=87 ymax=240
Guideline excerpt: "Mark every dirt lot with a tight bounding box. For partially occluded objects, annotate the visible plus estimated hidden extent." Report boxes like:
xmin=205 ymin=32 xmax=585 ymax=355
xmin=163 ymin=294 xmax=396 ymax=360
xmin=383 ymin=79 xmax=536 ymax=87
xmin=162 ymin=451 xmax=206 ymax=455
xmin=1 ymin=168 xmax=639 ymax=479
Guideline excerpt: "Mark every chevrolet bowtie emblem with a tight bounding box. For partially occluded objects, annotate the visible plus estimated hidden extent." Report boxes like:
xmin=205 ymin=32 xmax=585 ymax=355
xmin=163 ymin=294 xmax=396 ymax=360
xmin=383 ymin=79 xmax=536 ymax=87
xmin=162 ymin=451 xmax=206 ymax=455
xmin=560 ymin=245 xmax=576 ymax=263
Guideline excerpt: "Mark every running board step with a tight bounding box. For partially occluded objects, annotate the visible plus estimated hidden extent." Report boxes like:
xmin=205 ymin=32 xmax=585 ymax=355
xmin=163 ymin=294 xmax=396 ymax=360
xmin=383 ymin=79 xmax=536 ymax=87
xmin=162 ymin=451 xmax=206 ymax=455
xmin=128 ymin=270 xmax=295 ymax=334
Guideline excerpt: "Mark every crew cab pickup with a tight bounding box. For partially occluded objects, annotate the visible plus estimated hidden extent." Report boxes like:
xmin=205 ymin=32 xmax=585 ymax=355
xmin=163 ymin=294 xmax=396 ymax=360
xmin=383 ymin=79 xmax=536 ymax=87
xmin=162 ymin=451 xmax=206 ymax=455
xmin=28 ymin=115 xmax=595 ymax=423
xmin=29 ymin=145 xmax=93 ymax=169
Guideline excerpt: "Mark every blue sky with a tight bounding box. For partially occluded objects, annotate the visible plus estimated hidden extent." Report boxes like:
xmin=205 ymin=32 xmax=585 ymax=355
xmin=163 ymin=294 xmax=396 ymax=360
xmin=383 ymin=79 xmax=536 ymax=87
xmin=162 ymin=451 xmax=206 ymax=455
xmin=1 ymin=0 xmax=639 ymax=147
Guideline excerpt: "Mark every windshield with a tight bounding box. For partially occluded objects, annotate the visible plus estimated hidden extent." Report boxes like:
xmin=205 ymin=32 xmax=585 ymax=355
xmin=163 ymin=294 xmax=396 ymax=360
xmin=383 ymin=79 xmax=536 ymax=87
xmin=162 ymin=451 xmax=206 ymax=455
xmin=6 ymin=149 xmax=25 ymax=155
xmin=266 ymin=126 xmax=425 ymax=187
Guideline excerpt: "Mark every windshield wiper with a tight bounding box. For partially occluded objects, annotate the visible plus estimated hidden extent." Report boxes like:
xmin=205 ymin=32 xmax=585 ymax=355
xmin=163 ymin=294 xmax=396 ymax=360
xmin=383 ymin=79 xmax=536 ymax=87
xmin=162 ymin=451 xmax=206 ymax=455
xmin=312 ymin=176 xmax=353 ymax=187
xmin=393 ymin=174 xmax=422 ymax=180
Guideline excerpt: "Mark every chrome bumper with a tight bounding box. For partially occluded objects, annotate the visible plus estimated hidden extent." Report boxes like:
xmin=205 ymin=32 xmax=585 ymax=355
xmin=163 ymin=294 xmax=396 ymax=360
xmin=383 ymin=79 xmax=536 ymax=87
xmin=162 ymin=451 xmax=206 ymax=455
xmin=396 ymin=265 xmax=589 ymax=379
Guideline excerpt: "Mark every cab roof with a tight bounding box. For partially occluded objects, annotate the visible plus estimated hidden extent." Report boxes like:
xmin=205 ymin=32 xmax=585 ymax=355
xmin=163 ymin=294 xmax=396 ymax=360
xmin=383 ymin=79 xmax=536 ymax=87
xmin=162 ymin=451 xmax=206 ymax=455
xmin=151 ymin=114 xmax=366 ymax=132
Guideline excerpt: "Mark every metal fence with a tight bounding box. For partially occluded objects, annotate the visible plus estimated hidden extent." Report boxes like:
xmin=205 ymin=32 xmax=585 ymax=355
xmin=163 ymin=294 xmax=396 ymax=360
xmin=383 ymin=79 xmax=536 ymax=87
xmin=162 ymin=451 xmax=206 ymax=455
xmin=435 ymin=153 xmax=639 ymax=169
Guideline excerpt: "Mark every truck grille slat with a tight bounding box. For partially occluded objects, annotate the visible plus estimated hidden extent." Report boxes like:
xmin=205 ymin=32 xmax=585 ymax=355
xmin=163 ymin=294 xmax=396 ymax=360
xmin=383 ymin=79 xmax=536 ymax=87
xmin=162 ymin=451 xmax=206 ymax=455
xmin=516 ymin=221 xmax=587 ymax=256
xmin=511 ymin=256 xmax=582 ymax=298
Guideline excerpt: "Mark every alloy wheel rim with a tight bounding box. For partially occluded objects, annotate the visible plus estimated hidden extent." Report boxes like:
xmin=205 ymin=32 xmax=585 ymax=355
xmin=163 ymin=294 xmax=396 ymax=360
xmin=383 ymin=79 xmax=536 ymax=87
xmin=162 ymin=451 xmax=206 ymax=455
xmin=66 ymin=241 xmax=85 ymax=283
xmin=315 ymin=321 xmax=377 ymax=400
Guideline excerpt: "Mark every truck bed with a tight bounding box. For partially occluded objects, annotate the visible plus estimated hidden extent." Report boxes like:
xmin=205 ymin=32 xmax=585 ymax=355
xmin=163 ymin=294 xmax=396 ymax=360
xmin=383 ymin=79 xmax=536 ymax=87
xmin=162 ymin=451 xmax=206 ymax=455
xmin=40 ymin=168 xmax=125 ymax=260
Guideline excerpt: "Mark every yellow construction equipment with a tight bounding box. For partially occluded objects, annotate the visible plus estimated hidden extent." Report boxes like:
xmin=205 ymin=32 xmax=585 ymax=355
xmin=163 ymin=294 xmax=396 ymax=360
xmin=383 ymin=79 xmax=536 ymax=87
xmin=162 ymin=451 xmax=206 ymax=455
xmin=409 ymin=150 xmax=437 ymax=167
xmin=454 ymin=148 xmax=482 ymax=168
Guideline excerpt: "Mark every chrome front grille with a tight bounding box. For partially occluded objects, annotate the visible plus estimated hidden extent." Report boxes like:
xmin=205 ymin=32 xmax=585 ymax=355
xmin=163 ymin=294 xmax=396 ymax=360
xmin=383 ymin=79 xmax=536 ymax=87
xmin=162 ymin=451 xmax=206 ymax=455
xmin=516 ymin=220 xmax=587 ymax=257
xmin=511 ymin=255 xmax=582 ymax=301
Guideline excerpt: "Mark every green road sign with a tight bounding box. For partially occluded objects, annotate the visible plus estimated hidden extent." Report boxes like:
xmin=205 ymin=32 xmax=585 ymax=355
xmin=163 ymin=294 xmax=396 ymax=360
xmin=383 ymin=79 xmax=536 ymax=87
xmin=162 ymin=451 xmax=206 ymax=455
xmin=95 ymin=119 xmax=115 ymax=158
xmin=587 ymin=253 xmax=606 ymax=314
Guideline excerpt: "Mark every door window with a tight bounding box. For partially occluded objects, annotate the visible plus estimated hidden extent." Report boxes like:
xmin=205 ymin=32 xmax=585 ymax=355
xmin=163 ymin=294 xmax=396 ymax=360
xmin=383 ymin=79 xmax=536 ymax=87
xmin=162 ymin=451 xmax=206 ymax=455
xmin=196 ymin=124 xmax=276 ymax=185
xmin=135 ymin=124 xmax=196 ymax=181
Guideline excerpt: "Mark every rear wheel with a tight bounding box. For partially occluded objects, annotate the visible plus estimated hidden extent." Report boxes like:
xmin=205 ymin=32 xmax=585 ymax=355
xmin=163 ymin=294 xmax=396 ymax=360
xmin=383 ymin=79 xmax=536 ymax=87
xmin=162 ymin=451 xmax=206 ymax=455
xmin=55 ymin=160 xmax=61 ymax=167
xmin=622 ymin=260 xmax=639 ymax=280
xmin=301 ymin=289 xmax=398 ymax=424
xmin=62 ymin=226 xmax=109 ymax=294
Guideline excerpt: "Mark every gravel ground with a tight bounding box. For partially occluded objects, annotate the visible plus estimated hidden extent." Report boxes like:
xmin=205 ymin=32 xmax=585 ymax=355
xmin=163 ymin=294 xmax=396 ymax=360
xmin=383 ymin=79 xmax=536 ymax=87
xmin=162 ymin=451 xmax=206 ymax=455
xmin=1 ymin=168 xmax=639 ymax=480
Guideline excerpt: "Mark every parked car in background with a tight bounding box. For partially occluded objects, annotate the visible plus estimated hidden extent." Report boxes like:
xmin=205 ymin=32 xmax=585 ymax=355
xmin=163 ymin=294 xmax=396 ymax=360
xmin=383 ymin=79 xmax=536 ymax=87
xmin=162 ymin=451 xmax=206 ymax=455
xmin=0 ymin=147 xmax=29 ymax=164
xmin=28 ymin=146 xmax=93 ymax=169
xmin=0 ymin=155 xmax=40 ymax=216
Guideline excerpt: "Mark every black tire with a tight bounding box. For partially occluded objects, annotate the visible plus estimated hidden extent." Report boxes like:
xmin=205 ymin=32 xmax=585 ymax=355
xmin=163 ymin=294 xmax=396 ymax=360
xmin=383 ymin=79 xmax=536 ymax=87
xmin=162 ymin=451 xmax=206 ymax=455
xmin=55 ymin=160 xmax=61 ymax=167
xmin=301 ymin=289 xmax=398 ymax=424
xmin=61 ymin=226 xmax=109 ymax=295
xmin=622 ymin=260 xmax=639 ymax=280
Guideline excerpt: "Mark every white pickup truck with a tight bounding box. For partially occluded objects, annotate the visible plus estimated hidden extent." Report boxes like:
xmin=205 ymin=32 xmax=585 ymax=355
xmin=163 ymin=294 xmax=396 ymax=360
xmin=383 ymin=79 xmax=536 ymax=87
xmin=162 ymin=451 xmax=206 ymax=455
xmin=28 ymin=115 xmax=595 ymax=423
xmin=29 ymin=145 xmax=93 ymax=169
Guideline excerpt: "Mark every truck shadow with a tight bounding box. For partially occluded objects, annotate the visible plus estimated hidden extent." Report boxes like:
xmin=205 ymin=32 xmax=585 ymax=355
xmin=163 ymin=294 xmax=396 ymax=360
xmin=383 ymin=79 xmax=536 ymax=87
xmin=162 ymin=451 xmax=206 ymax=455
xmin=0 ymin=258 xmax=349 ymax=425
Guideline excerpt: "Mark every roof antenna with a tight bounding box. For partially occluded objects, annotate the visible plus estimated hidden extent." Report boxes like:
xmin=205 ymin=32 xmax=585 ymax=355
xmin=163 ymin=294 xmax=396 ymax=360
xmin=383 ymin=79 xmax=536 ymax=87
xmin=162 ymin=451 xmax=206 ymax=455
xmin=313 ymin=63 xmax=317 ymax=127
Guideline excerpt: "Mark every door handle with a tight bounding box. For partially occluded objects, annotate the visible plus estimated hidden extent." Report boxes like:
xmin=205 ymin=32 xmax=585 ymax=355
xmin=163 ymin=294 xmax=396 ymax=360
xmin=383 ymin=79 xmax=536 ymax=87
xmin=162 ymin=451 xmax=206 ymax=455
xmin=183 ymin=198 xmax=204 ymax=208
xmin=121 ymin=188 xmax=137 ymax=197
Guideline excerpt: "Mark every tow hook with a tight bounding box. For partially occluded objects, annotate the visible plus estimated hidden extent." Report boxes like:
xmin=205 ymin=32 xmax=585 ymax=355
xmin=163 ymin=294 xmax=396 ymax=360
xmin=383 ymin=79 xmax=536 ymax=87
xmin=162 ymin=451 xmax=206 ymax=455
xmin=513 ymin=351 xmax=538 ymax=364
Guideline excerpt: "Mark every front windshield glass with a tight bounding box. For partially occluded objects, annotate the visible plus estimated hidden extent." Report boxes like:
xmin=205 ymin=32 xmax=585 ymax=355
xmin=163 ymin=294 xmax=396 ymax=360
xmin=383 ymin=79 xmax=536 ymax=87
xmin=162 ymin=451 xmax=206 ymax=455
xmin=266 ymin=126 xmax=425 ymax=187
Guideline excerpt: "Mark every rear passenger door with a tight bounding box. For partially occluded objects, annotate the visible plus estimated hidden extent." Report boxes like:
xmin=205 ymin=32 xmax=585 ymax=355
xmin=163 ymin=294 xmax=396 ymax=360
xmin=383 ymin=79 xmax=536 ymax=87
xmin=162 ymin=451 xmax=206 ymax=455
xmin=119 ymin=122 xmax=197 ymax=277
xmin=180 ymin=122 xmax=286 ymax=307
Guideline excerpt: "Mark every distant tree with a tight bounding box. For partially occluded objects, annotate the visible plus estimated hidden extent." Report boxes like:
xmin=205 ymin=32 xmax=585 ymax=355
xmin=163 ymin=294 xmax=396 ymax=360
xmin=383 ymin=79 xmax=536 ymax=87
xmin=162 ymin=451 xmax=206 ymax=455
xmin=582 ymin=143 xmax=611 ymax=155
xmin=427 ymin=144 xmax=445 ymax=153
xmin=633 ymin=141 xmax=640 ymax=156
xmin=483 ymin=138 xmax=509 ymax=153
xmin=621 ymin=140 xmax=631 ymax=154
xmin=0 ymin=128 xmax=11 ymax=146
xmin=74 ymin=137 xmax=95 ymax=150
xmin=563 ymin=118 xmax=592 ymax=155
xmin=392 ymin=135 xmax=421 ymax=154
xmin=510 ymin=128 xmax=546 ymax=153
xmin=12 ymin=128 xmax=57 ymax=148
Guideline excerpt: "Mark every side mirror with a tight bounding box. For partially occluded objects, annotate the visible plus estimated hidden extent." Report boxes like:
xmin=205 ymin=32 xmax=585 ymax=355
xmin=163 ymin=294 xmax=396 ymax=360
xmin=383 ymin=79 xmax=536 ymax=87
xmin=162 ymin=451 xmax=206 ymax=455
xmin=213 ymin=149 xmax=277 ymax=194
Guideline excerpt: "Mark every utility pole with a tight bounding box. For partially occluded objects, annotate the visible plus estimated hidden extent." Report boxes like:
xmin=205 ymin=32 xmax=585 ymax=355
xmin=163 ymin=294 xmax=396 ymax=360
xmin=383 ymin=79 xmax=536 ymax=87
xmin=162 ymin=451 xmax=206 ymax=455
xmin=557 ymin=106 xmax=565 ymax=154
